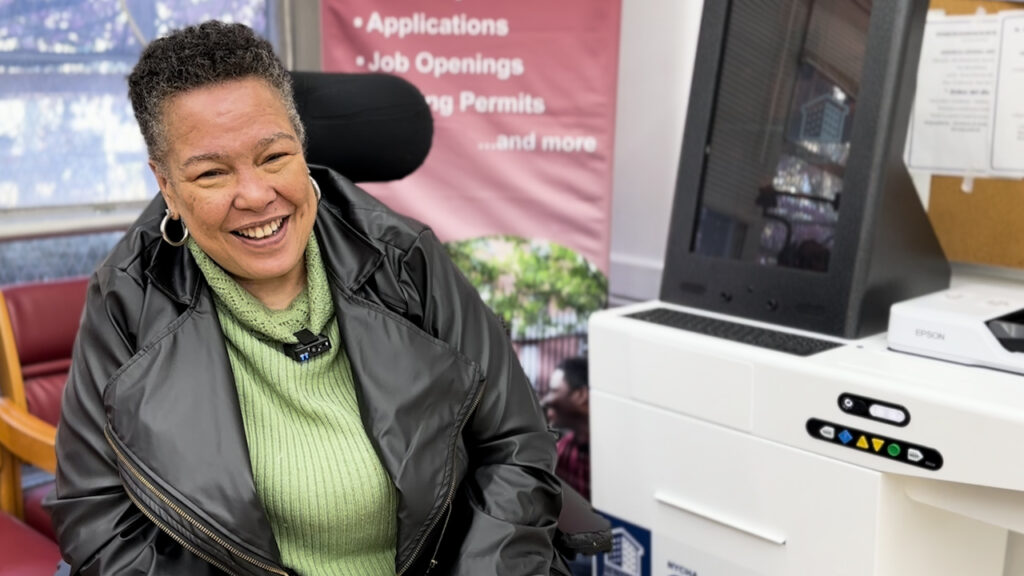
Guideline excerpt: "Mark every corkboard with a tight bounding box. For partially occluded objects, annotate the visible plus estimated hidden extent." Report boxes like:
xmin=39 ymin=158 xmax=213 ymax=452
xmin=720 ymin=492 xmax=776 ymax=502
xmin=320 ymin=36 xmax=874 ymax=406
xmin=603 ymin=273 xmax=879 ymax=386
xmin=926 ymin=0 xmax=1024 ymax=269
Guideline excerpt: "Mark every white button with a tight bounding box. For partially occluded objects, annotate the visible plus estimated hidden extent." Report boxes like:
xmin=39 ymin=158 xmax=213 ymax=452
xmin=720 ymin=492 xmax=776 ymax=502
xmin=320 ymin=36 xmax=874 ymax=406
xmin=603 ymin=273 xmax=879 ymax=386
xmin=869 ymin=404 xmax=907 ymax=424
xmin=819 ymin=426 xmax=835 ymax=440
xmin=907 ymin=448 xmax=923 ymax=462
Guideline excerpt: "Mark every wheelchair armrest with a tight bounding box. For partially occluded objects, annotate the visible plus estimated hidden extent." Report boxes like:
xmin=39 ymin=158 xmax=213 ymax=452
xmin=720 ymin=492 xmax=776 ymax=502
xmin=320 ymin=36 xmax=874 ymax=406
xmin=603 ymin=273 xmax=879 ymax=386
xmin=556 ymin=478 xmax=612 ymax=556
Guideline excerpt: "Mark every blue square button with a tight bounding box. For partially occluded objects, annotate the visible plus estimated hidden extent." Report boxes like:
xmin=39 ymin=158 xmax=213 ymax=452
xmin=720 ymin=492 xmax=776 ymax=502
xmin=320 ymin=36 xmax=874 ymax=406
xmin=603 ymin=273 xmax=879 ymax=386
xmin=839 ymin=430 xmax=853 ymax=445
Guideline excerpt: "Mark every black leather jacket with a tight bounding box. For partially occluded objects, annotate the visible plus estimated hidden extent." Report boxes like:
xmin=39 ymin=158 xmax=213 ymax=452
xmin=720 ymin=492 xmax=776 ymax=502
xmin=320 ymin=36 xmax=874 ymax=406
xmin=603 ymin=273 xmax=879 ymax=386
xmin=48 ymin=166 xmax=570 ymax=576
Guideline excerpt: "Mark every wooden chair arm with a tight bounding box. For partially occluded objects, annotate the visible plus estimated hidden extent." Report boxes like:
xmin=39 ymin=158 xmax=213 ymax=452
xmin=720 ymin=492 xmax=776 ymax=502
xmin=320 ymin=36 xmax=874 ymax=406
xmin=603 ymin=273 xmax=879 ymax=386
xmin=0 ymin=398 xmax=57 ymax=474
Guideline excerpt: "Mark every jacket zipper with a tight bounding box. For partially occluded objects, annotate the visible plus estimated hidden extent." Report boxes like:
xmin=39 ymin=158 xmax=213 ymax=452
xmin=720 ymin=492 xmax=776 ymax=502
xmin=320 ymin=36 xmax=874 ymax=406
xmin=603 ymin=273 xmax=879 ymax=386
xmin=398 ymin=377 xmax=488 ymax=575
xmin=104 ymin=427 xmax=288 ymax=576
xmin=424 ymin=505 xmax=454 ymax=574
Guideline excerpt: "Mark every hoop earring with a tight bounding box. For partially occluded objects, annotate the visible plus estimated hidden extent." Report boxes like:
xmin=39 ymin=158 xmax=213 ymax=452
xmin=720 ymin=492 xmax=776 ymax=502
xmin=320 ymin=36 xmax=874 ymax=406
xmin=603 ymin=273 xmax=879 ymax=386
xmin=309 ymin=175 xmax=322 ymax=202
xmin=160 ymin=209 xmax=189 ymax=247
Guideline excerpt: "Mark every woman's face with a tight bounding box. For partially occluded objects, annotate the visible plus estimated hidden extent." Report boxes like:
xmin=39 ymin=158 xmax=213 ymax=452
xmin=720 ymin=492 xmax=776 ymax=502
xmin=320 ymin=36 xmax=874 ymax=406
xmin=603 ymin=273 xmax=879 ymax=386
xmin=152 ymin=77 xmax=315 ymax=304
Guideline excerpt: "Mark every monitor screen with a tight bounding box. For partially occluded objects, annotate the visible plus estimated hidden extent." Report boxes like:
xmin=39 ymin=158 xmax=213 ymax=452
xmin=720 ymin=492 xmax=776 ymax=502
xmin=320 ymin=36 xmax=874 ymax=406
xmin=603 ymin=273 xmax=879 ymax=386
xmin=691 ymin=0 xmax=871 ymax=273
xmin=659 ymin=0 xmax=948 ymax=337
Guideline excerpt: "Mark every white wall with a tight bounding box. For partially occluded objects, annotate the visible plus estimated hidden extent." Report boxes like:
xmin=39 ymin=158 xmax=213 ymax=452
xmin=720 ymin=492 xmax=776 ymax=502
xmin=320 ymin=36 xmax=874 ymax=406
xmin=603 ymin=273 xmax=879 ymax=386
xmin=608 ymin=0 xmax=704 ymax=304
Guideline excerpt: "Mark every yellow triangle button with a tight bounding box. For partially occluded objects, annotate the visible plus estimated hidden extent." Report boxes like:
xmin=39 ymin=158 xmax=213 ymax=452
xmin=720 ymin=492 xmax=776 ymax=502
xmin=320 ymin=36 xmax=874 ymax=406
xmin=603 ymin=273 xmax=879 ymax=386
xmin=856 ymin=435 xmax=869 ymax=449
xmin=872 ymin=438 xmax=885 ymax=452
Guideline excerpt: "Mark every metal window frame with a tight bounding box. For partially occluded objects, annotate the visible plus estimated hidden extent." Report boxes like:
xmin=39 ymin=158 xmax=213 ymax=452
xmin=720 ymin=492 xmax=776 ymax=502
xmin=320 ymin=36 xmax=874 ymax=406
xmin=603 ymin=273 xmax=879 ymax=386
xmin=281 ymin=0 xmax=322 ymax=71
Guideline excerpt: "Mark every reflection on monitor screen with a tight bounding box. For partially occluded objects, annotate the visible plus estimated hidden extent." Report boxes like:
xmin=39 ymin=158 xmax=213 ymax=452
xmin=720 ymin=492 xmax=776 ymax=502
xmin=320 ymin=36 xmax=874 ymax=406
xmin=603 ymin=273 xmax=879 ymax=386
xmin=662 ymin=0 xmax=947 ymax=337
xmin=692 ymin=0 xmax=871 ymax=273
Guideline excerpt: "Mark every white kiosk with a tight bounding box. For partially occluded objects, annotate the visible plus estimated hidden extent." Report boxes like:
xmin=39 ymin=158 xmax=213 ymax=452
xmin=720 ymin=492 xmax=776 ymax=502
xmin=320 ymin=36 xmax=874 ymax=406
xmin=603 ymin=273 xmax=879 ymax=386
xmin=590 ymin=291 xmax=1024 ymax=576
xmin=589 ymin=0 xmax=1024 ymax=574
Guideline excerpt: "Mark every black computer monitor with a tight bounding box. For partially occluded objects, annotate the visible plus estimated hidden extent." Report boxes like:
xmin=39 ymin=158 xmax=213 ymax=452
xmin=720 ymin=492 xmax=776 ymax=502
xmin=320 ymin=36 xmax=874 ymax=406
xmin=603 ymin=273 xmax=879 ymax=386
xmin=660 ymin=0 xmax=949 ymax=338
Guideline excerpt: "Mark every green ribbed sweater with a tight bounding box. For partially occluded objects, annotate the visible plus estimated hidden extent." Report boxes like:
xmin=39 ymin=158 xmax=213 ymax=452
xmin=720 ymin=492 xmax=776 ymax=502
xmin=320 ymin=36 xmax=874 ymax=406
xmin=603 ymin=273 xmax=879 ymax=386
xmin=188 ymin=236 xmax=397 ymax=576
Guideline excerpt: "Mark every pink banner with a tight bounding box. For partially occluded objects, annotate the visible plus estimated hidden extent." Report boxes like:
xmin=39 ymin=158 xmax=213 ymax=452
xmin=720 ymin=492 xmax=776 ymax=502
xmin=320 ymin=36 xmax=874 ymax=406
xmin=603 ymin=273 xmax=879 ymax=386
xmin=321 ymin=0 xmax=622 ymax=272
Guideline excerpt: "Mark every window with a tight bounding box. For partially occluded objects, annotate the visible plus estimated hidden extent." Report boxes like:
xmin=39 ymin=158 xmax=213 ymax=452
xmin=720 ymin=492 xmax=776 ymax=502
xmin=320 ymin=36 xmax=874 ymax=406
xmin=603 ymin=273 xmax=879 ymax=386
xmin=0 ymin=0 xmax=275 ymax=284
xmin=0 ymin=0 xmax=273 ymax=211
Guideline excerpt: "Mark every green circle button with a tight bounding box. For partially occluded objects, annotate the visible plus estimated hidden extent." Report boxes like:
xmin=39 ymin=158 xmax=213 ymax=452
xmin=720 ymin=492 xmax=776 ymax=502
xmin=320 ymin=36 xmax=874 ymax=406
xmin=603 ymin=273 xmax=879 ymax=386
xmin=887 ymin=443 xmax=901 ymax=457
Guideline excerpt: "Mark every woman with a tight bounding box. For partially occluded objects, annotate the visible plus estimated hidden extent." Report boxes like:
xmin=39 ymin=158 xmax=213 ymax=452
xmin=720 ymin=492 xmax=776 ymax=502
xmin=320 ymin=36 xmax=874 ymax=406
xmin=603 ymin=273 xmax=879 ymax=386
xmin=48 ymin=21 xmax=569 ymax=576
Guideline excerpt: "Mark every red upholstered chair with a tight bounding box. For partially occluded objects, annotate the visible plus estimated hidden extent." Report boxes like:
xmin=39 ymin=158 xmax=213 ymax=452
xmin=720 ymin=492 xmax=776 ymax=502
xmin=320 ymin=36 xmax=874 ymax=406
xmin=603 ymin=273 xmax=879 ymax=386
xmin=0 ymin=510 xmax=61 ymax=575
xmin=0 ymin=276 xmax=89 ymax=542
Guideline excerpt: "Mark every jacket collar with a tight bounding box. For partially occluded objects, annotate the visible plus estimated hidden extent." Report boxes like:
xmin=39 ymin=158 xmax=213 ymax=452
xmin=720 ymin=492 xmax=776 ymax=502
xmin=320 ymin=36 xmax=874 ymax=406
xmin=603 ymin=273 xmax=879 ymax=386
xmin=143 ymin=165 xmax=384 ymax=306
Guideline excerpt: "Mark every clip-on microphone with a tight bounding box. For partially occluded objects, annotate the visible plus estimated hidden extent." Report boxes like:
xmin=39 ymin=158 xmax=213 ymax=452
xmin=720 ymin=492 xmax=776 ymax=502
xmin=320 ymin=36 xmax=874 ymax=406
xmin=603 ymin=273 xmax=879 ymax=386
xmin=283 ymin=329 xmax=331 ymax=362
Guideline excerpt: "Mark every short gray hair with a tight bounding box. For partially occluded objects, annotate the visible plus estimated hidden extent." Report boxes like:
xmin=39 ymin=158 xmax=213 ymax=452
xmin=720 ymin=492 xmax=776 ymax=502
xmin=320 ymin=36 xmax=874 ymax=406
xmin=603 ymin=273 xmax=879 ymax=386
xmin=128 ymin=21 xmax=305 ymax=171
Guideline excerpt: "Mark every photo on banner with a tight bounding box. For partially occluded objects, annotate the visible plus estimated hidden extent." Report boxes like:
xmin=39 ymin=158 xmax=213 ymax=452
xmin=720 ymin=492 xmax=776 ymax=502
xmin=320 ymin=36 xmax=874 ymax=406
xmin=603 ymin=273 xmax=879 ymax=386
xmin=321 ymin=1 xmax=621 ymax=515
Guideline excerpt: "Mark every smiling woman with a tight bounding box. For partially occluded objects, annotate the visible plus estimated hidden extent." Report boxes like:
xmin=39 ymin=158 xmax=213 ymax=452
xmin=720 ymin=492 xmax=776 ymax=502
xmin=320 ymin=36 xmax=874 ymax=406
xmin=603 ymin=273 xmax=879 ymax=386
xmin=154 ymin=78 xmax=317 ymax=309
xmin=45 ymin=20 xmax=570 ymax=576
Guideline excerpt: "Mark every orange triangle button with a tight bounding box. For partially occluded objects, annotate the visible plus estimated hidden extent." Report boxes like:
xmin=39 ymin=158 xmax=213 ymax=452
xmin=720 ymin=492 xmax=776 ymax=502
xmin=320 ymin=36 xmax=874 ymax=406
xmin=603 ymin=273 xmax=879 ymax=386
xmin=872 ymin=438 xmax=885 ymax=452
xmin=856 ymin=435 xmax=869 ymax=449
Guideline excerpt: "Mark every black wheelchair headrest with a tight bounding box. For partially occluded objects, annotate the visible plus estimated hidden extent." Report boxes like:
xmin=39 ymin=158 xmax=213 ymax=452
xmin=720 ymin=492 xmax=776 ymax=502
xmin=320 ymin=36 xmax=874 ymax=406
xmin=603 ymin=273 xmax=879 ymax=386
xmin=290 ymin=71 xmax=433 ymax=183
